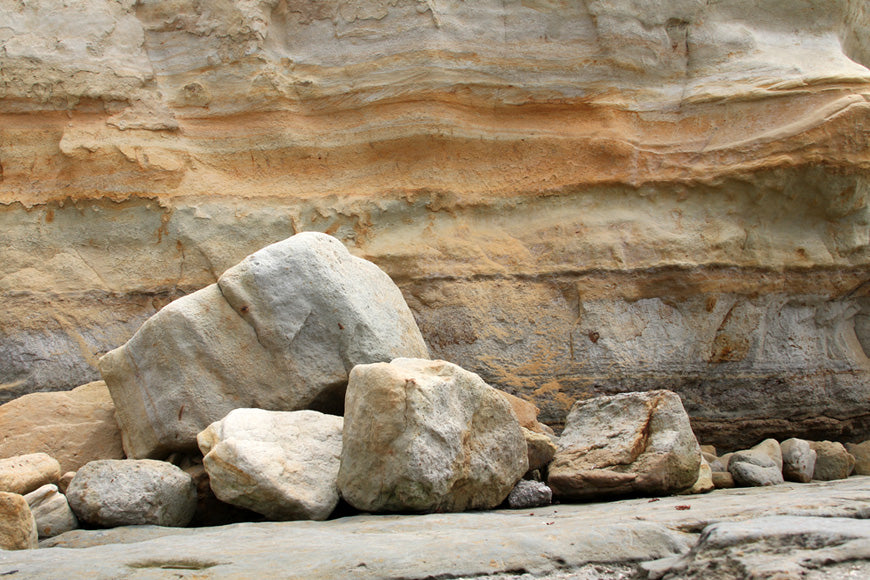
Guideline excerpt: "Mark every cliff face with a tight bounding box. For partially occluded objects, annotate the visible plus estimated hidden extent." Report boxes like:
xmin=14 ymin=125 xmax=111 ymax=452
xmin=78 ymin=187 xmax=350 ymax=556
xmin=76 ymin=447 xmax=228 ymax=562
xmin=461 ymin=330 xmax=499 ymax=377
xmin=2 ymin=0 xmax=869 ymax=448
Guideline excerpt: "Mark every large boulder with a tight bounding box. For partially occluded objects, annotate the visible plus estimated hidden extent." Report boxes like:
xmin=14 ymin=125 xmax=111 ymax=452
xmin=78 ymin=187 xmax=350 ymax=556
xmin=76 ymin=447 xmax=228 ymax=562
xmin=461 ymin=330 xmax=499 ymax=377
xmin=198 ymin=409 xmax=343 ymax=521
xmin=0 ymin=492 xmax=38 ymax=550
xmin=100 ymin=232 xmax=429 ymax=458
xmin=0 ymin=381 xmax=124 ymax=473
xmin=0 ymin=453 xmax=61 ymax=496
xmin=23 ymin=484 xmax=78 ymax=538
xmin=338 ymin=358 xmax=528 ymax=513
xmin=547 ymin=390 xmax=701 ymax=500
xmin=66 ymin=459 xmax=197 ymax=527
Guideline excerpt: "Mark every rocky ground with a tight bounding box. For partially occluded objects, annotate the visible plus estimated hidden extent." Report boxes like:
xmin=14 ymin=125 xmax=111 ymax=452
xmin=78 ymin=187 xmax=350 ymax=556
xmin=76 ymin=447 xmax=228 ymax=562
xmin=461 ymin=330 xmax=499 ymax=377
xmin=1 ymin=477 xmax=868 ymax=579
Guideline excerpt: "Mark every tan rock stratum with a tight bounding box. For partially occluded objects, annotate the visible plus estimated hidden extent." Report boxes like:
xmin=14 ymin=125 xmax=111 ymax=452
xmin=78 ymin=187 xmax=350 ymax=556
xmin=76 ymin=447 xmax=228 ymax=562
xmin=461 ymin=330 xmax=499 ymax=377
xmin=2 ymin=0 xmax=869 ymax=447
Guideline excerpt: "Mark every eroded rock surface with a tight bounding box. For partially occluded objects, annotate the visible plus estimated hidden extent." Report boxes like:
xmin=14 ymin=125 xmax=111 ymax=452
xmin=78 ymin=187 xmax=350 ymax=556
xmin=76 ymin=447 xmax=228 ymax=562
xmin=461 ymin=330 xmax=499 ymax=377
xmin=0 ymin=454 xmax=61 ymax=496
xmin=0 ymin=492 xmax=38 ymax=551
xmin=23 ymin=484 xmax=77 ymax=538
xmin=2 ymin=1 xmax=869 ymax=448
xmin=548 ymin=390 xmax=701 ymax=500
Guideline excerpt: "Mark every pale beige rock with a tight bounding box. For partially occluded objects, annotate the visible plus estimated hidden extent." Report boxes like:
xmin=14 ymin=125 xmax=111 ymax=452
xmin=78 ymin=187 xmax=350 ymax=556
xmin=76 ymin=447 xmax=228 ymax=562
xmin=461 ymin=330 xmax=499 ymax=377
xmin=338 ymin=358 xmax=528 ymax=513
xmin=845 ymin=441 xmax=870 ymax=476
xmin=1 ymin=0 xmax=869 ymax=453
xmin=100 ymin=232 xmax=428 ymax=459
xmin=711 ymin=471 xmax=735 ymax=489
xmin=810 ymin=441 xmax=857 ymax=481
xmin=680 ymin=458 xmax=714 ymax=495
xmin=0 ymin=453 xmax=61 ymax=495
xmin=0 ymin=381 xmax=124 ymax=473
xmin=522 ymin=428 xmax=557 ymax=474
xmin=547 ymin=390 xmax=701 ymax=500
xmin=781 ymin=438 xmax=817 ymax=483
xmin=23 ymin=484 xmax=77 ymax=538
xmin=198 ymin=409 xmax=343 ymax=521
xmin=0 ymin=492 xmax=38 ymax=550
xmin=57 ymin=472 xmax=75 ymax=495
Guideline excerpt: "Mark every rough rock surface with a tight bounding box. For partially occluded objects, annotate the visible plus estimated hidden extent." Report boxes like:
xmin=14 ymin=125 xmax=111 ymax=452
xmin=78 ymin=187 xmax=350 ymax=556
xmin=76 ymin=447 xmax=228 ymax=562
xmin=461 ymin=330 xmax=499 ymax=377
xmin=548 ymin=390 xmax=701 ymax=500
xmin=0 ymin=453 xmax=61 ymax=496
xmin=23 ymin=484 xmax=77 ymax=538
xmin=100 ymin=232 xmax=427 ymax=458
xmin=846 ymin=441 xmax=870 ymax=475
xmin=645 ymin=516 xmax=870 ymax=580
xmin=0 ymin=381 xmax=124 ymax=473
xmin=2 ymin=0 xmax=870 ymax=450
xmin=522 ymin=427 xmax=557 ymax=474
xmin=781 ymin=438 xmax=817 ymax=483
xmin=727 ymin=439 xmax=785 ymax=487
xmin=680 ymin=458 xmax=714 ymax=495
xmin=198 ymin=408 xmax=343 ymax=521
xmin=810 ymin=441 xmax=857 ymax=481
xmin=338 ymin=358 xmax=527 ymax=513
xmin=506 ymin=480 xmax=552 ymax=509
xmin=65 ymin=459 xmax=197 ymax=528
xmin=8 ymin=477 xmax=870 ymax=579
xmin=0 ymin=492 xmax=38 ymax=551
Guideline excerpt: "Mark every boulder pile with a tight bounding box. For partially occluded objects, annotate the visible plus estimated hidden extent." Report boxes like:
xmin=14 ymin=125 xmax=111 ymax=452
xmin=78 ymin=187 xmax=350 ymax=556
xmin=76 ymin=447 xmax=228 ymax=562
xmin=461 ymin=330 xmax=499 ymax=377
xmin=0 ymin=233 xmax=866 ymax=552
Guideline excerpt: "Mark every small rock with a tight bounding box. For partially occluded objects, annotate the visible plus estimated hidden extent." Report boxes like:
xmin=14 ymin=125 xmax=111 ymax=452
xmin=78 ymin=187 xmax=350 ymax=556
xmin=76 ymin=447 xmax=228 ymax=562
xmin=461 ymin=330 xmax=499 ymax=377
xmin=198 ymin=408 xmax=343 ymax=521
xmin=0 ymin=492 xmax=38 ymax=550
xmin=507 ymin=480 xmax=552 ymax=509
xmin=680 ymin=458 xmax=714 ymax=495
xmin=711 ymin=471 xmax=735 ymax=488
xmin=809 ymin=441 xmax=856 ymax=481
xmin=23 ymin=484 xmax=77 ymax=538
xmin=728 ymin=439 xmax=784 ymax=487
xmin=708 ymin=452 xmax=733 ymax=473
xmin=781 ymin=438 xmax=817 ymax=483
xmin=66 ymin=459 xmax=197 ymax=527
xmin=57 ymin=471 xmax=76 ymax=494
xmin=498 ymin=390 xmax=554 ymax=436
xmin=338 ymin=358 xmax=528 ymax=513
xmin=522 ymin=428 xmax=557 ymax=473
xmin=699 ymin=445 xmax=717 ymax=456
xmin=844 ymin=441 xmax=870 ymax=476
xmin=0 ymin=381 xmax=124 ymax=473
xmin=547 ymin=390 xmax=701 ymax=500
xmin=0 ymin=453 xmax=61 ymax=495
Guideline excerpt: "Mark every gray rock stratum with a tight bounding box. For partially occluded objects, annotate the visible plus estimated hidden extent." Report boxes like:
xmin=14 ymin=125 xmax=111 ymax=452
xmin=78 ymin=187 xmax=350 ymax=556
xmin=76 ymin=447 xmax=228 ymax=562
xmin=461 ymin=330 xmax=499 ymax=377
xmin=2 ymin=477 xmax=867 ymax=579
xmin=2 ymin=0 xmax=870 ymax=449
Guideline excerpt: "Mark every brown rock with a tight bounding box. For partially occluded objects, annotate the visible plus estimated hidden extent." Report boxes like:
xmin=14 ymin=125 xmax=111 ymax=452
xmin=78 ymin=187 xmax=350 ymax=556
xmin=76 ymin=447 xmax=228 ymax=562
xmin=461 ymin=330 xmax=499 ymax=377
xmin=498 ymin=390 xmax=554 ymax=436
xmin=0 ymin=492 xmax=38 ymax=550
xmin=845 ymin=441 xmax=870 ymax=476
xmin=711 ymin=472 xmax=735 ymax=489
xmin=809 ymin=441 xmax=856 ymax=481
xmin=0 ymin=453 xmax=61 ymax=495
xmin=0 ymin=381 xmax=124 ymax=473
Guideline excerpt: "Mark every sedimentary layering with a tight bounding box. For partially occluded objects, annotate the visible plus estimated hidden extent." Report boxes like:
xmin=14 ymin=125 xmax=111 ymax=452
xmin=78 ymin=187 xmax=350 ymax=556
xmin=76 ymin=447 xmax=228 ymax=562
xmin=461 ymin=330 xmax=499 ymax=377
xmin=2 ymin=0 xmax=870 ymax=446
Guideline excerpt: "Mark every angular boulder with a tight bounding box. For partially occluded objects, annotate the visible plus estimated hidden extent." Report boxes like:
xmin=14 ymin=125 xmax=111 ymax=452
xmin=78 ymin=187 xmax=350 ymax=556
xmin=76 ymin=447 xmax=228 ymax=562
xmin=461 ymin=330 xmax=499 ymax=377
xmin=66 ymin=459 xmax=197 ymax=527
xmin=547 ymin=390 xmax=701 ymax=500
xmin=0 ymin=381 xmax=124 ymax=473
xmin=0 ymin=453 xmax=61 ymax=496
xmin=23 ymin=484 xmax=78 ymax=538
xmin=781 ymin=438 xmax=817 ymax=483
xmin=728 ymin=439 xmax=784 ymax=487
xmin=809 ymin=441 xmax=856 ymax=481
xmin=338 ymin=358 xmax=528 ymax=513
xmin=0 ymin=492 xmax=38 ymax=550
xmin=198 ymin=409 xmax=343 ymax=521
xmin=100 ymin=232 xmax=429 ymax=458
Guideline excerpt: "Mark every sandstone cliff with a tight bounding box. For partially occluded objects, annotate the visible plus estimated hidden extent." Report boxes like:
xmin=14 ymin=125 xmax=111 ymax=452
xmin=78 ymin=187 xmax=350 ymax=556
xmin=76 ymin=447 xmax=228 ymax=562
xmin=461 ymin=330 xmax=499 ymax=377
xmin=2 ymin=0 xmax=869 ymax=448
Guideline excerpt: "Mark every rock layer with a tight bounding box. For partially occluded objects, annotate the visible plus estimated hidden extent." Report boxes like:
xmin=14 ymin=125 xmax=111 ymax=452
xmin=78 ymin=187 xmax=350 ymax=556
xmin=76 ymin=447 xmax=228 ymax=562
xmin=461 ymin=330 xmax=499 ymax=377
xmin=2 ymin=0 xmax=870 ymax=447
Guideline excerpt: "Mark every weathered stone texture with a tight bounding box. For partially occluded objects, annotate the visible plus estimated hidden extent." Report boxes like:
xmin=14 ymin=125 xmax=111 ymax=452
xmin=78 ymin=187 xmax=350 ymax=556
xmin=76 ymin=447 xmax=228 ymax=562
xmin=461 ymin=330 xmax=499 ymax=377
xmin=1 ymin=0 xmax=869 ymax=446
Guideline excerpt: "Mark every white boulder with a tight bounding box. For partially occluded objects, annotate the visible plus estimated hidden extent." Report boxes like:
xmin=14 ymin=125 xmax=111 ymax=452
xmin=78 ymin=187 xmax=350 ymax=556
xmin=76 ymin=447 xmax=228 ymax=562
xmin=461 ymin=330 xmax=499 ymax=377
xmin=198 ymin=409 xmax=343 ymax=521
